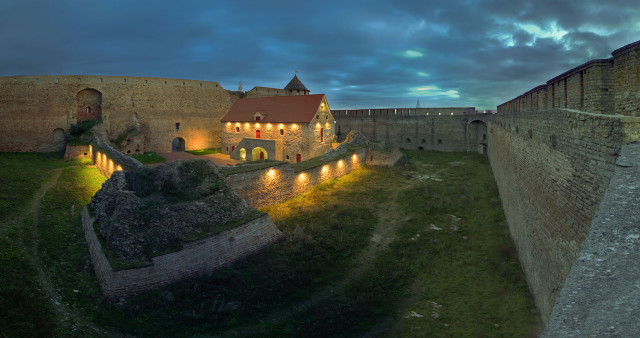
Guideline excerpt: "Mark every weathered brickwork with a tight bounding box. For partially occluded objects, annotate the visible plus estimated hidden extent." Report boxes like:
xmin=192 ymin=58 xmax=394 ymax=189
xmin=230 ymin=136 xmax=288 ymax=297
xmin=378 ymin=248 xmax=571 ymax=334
xmin=499 ymin=40 xmax=640 ymax=116
xmin=334 ymin=111 xmax=487 ymax=153
xmin=0 ymin=75 xmax=235 ymax=152
xmin=490 ymin=109 xmax=640 ymax=322
xmin=82 ymin=207 xmax=283 ymax=297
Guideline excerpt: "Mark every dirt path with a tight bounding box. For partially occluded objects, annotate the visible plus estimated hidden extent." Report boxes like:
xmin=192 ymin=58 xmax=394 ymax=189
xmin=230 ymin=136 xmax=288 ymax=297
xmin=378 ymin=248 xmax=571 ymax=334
xmin=25 ymin=168 xmax=109 ymax=336
xmin=219 ymin=180 xmax=412 ymax=337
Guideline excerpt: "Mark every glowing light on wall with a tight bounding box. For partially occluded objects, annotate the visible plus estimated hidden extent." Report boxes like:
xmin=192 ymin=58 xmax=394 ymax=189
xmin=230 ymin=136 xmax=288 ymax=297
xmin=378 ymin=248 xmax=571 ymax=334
xmin=325 ymin=122 xmax=330 ymax=127
xmin=255 ymin=122 xmax=261 ymax=128
xmin=108 ymin=159 xmax=114 ymax=173
xmin=240 ymin=148 xmax=246 ymax=160
xmin=226 ymin=122 xmax=231 ymax=127
xmin=244 ymin=123 xmax=250 ymax=129
xmin=316 ymin=122 xmax=321 ymax=128
xmin=236 ymin=122 xmax=241 ymax=127
xmin=352 ymin=154 xmax=358 ymax=162
xmin=266 ymin=123 xmax=272 ymax=130
xmin=116 ymin=165 xmax=123 ymax=171
xmin=338 ymin=159 xmax=344 ymax=168
xmin=322 ymin=165 xmax=328 ymax=173
xmin=278 ymin=123 xmax=284 ymax=129
xmin=267 ymin=168 xmax=276 ymax=178
xmin=298 ymin=173 xmax=307 ymax=181
xmin=292 ymin=124 xmax=298 ymax=130
xmin=451 ymin=112 xmax=454 ymax=115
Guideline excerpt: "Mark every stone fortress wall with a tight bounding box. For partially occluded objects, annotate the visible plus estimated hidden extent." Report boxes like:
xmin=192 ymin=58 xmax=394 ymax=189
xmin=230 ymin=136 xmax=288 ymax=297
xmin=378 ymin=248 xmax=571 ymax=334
xmin=0 ymin=75 xmax=237 ymax=153
xmin=493 ymin=40 xmax=640 ymax=328
xmin=332 ymin=107 xmax=486 ymax=153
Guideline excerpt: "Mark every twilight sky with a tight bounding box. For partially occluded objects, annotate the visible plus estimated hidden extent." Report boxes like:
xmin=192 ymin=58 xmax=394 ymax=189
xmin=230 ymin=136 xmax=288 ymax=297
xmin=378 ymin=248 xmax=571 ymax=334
xmin=1 ymin=1 xmax=639 ymax=110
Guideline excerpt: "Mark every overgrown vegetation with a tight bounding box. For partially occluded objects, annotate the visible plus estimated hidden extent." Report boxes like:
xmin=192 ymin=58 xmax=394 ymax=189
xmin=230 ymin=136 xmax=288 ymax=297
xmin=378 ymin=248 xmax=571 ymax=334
xmin=129 ymin=151 xmax=166 ymax=164
xmin=185 ymin=148 xmax=221 ymax=155
xmin=0 ymin=150 xmax=541 ymax=336
xmin=111 ymin=125 xmax=141 ymax=149
xmin=67 ymin=120 xmax=101 ymax=145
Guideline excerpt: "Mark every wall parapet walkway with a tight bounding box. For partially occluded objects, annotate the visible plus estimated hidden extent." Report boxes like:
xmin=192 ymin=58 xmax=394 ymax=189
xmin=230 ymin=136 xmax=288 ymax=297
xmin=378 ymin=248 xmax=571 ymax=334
xmin=498 ymin=39 xmax=640 ymax=116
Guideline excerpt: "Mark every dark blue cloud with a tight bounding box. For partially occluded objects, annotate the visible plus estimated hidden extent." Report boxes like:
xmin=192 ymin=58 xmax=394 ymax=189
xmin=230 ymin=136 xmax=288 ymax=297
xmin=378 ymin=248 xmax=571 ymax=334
xmin=1 ymin=0 xmax=639 ymax=109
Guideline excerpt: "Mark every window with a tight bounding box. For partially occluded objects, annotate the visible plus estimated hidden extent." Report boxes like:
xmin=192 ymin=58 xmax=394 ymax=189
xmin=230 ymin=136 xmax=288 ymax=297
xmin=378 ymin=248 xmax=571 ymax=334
xmin=86 ymin=107 xmax=91 ymax=114
xmin=236 ymin=127 xmax=240 ymax=132
xmin=320 ymin=128 xmax=324 ymax=142
xmin=296 ymin=154 xmax=301 ymax=163
xmin=255 ymin=116 xmax=261 ymax=121
xmin=256 ymin=130 xmax=261 ymax=138
xmin=175 ymin=123 xmax=181 ymax=131
xmin=232 ymin=146 xmax=235 ymax=151
xmin=286 ymin=155 xmax=290 ymax=160
xmin=280 ymin=129 xmax=284 ymax=135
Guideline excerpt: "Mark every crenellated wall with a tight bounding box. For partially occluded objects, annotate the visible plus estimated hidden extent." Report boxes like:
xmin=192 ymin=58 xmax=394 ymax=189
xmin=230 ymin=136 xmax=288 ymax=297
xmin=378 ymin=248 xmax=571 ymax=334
xmin=498 ymin=40 xmax=640 ymax=116
xmin=333 ymin=110 xmax=487 ymax=153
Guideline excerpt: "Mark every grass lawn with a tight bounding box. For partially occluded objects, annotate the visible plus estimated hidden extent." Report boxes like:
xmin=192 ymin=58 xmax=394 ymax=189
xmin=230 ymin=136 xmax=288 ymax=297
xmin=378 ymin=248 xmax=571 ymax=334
xmin=185 ymin=148 xmax=221 ymax=155
xmin=129 ymin=151 xmax=166 ymax=164
xmin=0 ymin=150 xmax=541 ymax=337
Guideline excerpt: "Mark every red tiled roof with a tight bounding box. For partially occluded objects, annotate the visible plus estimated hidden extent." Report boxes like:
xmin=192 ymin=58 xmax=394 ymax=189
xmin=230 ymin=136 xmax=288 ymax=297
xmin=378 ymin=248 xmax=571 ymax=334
xmin=221 ymin=94 xmax=326 ymax=123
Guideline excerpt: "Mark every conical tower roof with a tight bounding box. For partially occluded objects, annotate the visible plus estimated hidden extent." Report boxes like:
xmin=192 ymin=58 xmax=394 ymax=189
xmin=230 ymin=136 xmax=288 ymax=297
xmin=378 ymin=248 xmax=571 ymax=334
xmin=284 ymin=74 xmax=309 ymax=92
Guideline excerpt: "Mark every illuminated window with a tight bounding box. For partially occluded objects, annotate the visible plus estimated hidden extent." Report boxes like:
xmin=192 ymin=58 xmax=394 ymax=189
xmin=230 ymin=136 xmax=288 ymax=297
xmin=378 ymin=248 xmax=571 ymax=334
xmin=256 ymin=130 xmax=261 ymax=138
xmin=280 ymin=129 xmax=284 ymax=135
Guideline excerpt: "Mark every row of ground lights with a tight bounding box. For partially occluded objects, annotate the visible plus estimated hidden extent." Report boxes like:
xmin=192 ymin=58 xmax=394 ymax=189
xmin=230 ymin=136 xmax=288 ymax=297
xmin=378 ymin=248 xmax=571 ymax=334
xmin=91 ymin=145 xmax=123 ymax=178
xmin=263 ymin=154 xmax=360 ymax=189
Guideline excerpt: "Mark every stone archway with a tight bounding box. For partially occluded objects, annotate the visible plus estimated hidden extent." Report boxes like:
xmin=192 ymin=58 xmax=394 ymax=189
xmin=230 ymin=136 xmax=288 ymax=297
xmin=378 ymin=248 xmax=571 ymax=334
xmin=468 ymin=120 xmax=488 ymax=155
xmin=76 ymin=88 xmax=102 ymax=123
xmin=172 ymin=137 xmax=186 ymax=152
xmin=251 ymin=147 xmax=267 ymax=161
xmin=53 ymin=128 xmax=66 ymax=152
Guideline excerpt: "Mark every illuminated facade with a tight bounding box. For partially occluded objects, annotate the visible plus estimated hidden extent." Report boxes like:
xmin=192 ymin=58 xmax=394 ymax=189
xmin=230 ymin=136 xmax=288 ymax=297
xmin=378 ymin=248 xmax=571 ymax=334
xmin=220 ymin=93 xmax=335 ymax=163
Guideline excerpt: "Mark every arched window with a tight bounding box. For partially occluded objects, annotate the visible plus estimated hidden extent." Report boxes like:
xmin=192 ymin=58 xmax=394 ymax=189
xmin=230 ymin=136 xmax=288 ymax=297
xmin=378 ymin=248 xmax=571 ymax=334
xmin=86 ymin=106 xmax=91 ymax=114
xmin=280 ymin=129 xmax=284 ymax=135
xmin=236 ymin=127 xmax=240 ymax=132
xmin=256 ymin=130 xmax=261 ymax=138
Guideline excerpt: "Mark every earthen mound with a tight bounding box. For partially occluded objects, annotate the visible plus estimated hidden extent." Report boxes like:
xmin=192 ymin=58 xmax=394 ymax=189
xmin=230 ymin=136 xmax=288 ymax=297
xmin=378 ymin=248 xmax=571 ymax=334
xmin=91 ymin=159 xmax=252 ymax=263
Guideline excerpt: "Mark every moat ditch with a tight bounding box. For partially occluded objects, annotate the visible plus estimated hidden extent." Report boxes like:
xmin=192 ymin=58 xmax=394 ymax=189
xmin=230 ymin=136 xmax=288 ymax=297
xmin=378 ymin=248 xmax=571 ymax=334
xmin=0 ymin=150 xmax=541 ymax=337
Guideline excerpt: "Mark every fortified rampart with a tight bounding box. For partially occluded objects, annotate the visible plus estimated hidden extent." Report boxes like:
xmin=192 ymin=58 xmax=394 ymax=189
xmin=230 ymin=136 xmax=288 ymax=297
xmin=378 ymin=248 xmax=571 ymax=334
xmin=493 ymin=39 xmax=640 ymax=332
xmin=333 ymin=107 xmax=486 ymax=153
xmin=498 ymin=40 xmax=640 ymax=116
xmin=0 ymin=75 xmax=236 ymax=153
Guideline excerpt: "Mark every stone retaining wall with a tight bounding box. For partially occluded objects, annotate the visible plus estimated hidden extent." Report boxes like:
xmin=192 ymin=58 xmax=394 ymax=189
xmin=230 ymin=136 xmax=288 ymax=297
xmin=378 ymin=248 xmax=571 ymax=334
xmin=82 ymin=207 xmax=283 ymax=297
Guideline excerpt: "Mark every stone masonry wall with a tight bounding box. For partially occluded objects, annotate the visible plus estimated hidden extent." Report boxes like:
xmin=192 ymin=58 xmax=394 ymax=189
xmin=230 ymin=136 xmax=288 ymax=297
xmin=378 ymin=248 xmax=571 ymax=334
xmin=487 ymin=109 xmax=640 ymax=323
xmin=225 ymin=148 xmax=366 ymax=209
xmin=0 ymin=75 xmax=236 ymax=152
xmin=334 ymin=113 xmax=483 ymax=152
xmin=499 ymin=40 xmax=640 ymax=116
xmin=82 ymin=207 xmax=283 ymax=297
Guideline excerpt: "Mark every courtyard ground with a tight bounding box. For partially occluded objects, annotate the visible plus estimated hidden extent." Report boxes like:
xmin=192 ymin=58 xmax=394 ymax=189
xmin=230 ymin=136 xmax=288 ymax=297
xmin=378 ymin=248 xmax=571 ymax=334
xmin=0 ymin=150 xmax=541 ymax=337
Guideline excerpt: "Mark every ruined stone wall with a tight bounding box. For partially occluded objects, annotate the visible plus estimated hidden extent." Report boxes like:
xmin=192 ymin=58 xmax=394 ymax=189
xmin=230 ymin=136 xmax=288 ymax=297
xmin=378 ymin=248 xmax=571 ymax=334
xmin=0 ymin=75 xmax=236 ymax=152
xmin=613 ymin=41 xmax=640 ymax=116
xmin=334 ymin=112 xmax=483 ymax=152
xmin=82 ymin=207 xmax=283 ymax=297
xmin=487 ymin=109 xmax=640 ymax=323
xmin=225 ymin=148 xmax=366 ymax=209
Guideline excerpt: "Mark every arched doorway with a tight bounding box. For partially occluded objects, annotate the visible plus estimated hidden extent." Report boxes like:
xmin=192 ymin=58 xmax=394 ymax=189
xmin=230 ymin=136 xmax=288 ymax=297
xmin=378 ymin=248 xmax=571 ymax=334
xmin=239 ymin=148 xmax=246 ymax=160
xmin=468 ymin=120 xmax=488 ymax=155
xmin=252 ymin=147 xmax=267 ymax=161
xmin=172 ymin=137 xmax=186 ymax=152
xmin=256 ymin=130 xmax=261 ymax=139
xmin=76 ymin=88 xmax=102 ymax=123
xmin=53 ymin=128 xmax=66 ymax=152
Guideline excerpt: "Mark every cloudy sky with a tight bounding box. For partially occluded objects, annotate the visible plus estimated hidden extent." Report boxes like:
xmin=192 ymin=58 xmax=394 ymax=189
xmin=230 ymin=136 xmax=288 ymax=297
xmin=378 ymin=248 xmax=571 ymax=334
xmin=1 ymin=1 xmax=639 ymax=109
